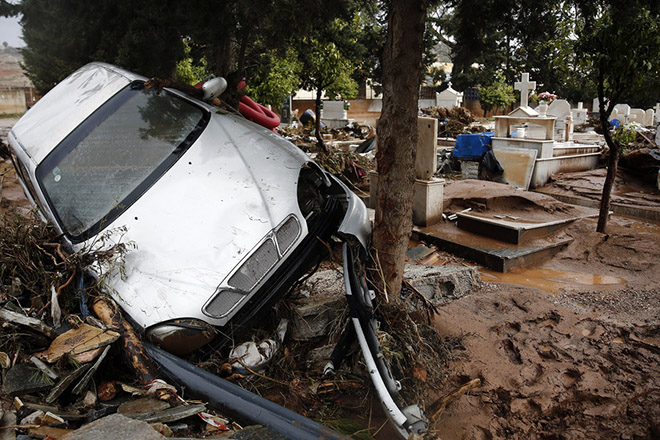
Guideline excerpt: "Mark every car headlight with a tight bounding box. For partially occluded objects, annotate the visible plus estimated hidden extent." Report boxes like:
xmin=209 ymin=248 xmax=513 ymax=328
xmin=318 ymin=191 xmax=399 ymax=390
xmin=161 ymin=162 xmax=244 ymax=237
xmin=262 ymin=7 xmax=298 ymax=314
xmin=146 ymin=319 xmax=216 ymax=356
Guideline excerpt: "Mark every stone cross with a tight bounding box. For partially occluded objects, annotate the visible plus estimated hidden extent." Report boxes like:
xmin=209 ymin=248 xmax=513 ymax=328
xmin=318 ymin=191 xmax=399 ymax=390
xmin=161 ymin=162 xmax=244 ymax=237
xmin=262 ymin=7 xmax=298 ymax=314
xmin=514 ymin=73 xmax=536 ymax=108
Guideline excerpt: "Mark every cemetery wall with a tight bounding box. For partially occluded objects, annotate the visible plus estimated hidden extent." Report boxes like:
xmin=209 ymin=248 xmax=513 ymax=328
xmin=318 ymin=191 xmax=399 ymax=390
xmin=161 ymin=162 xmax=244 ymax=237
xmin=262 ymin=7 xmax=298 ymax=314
xmin=0 ymin=88 xmax=27 ymax=115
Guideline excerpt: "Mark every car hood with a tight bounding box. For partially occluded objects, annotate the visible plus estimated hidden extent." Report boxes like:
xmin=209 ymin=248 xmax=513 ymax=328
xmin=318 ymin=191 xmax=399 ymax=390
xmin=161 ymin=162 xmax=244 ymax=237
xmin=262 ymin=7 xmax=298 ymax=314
xmin=82 ymin=112 xmax=311 ymax=330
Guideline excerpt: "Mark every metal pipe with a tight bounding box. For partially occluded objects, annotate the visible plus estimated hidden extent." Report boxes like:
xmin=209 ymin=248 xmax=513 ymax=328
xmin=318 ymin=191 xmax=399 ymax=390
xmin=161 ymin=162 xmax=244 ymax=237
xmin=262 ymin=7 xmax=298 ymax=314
xmin=144 ymin=343 xmax=349 ymax=440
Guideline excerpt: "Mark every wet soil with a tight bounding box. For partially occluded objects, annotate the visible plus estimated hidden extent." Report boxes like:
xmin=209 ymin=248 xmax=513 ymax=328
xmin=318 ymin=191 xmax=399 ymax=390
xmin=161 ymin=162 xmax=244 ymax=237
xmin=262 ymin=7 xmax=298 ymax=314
xmin=424 ymin=213 xmax=660 ymax=438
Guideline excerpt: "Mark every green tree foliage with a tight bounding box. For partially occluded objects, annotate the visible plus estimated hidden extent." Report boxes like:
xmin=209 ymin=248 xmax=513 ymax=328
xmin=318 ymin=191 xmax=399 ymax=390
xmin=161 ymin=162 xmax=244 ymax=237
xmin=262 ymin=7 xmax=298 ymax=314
xmin=20 ymin=0 xmax=184 ymax=93
xmin=478 ymin=74 xmax=515 ymax=114
xmin=175 ymin=39 xmax=211 ymax=85
xmin=244 ymin=48 xmax=302 ymax=109
xmin=574 ymin=0 xmax=660 ymax=232
xmin=443 ymin=0 xmax=593 ymax=103
xmin=0 ymin=0 xmax=18 ymax=16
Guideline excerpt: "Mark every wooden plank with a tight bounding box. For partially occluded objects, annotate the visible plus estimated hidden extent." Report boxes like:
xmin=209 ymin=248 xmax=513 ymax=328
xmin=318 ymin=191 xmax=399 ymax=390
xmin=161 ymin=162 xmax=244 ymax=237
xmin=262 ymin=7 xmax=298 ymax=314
xmin=43 ymin=323 xmax=119 ymax=363
xmin=0 ymin=308 xmax=57 ymax=339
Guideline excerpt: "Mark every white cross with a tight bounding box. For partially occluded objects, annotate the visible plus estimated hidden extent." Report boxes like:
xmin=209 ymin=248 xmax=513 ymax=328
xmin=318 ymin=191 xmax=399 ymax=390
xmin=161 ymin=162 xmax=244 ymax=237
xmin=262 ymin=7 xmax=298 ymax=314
xmin=515 ymin=73 xmax=536 ymax=108
xmin=577 ymin=102 xmax=584 ymax=110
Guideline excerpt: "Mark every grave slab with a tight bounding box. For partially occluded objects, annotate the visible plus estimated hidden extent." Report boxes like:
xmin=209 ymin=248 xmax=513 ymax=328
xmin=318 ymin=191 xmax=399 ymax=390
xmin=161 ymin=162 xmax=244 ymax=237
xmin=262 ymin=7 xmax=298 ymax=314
xmin=456 ymin=211 xmax=598 ymax=244
xmin=413 ymin=223 xmax=572 ymax=273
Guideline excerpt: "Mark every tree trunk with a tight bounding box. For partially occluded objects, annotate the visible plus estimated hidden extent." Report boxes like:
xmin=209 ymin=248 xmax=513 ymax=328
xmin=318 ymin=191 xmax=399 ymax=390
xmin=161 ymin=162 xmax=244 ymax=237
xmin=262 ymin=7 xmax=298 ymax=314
xmin=215 ymin=34 xmax=240 ymax=109
xmin=314 ymin=87 xmax=327 ymax=153
xmin=372 ymin=0 xmax=428 ymax=299
xmin=597 ymin=115 xmax=619 ymax=232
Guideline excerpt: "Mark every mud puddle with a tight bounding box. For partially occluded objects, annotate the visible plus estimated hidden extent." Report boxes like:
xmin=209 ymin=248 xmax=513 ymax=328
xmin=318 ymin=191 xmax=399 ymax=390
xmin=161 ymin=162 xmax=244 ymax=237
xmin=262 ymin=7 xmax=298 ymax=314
xmin=480 ymin=267 xmax=627 ymax=293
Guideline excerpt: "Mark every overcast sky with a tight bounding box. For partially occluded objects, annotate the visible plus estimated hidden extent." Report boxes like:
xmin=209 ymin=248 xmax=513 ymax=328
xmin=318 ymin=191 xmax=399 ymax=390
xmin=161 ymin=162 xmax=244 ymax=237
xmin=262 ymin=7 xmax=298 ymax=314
xmin=0 ymin=15 xmax=25 ymax=47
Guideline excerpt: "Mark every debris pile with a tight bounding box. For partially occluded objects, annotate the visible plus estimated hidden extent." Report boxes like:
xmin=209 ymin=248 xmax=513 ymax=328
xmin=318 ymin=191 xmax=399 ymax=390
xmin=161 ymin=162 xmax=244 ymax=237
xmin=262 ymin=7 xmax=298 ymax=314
xmin=420 ymin=106 xmax=485 ymax=138
xmin=0 ymin=210 xmax=461 ymax=439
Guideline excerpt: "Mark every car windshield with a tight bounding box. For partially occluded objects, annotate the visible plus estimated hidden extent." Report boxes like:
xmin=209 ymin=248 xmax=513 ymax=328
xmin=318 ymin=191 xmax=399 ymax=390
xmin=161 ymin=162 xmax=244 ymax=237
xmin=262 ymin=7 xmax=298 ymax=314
xmin=37 ymin=83 xmax=207 ymax=240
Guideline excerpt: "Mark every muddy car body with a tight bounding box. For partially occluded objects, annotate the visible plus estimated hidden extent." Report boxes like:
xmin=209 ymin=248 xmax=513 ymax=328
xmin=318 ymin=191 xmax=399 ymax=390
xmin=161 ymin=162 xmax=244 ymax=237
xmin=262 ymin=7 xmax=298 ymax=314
xmin=8 ymin=62 xmax=368 ymax=350
xmin=8 ymin=63 xmax=425 ymax=438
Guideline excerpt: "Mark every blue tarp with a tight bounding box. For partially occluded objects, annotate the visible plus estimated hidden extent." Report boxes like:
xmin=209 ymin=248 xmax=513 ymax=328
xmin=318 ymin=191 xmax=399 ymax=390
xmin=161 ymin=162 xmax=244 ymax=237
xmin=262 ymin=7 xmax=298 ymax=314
xmin=453 ymin=131 xmax=494 ymax=160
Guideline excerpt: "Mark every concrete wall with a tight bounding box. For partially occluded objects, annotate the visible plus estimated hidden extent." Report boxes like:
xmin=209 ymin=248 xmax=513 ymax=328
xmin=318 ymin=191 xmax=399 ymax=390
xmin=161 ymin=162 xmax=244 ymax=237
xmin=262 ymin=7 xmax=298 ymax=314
xmin=463 ymin=99 xmax=512 ymax=118
xmin=293 ymin=99 xmax=382 ymax=127
xmin=0 ymin=88 xmax=27 ymax=115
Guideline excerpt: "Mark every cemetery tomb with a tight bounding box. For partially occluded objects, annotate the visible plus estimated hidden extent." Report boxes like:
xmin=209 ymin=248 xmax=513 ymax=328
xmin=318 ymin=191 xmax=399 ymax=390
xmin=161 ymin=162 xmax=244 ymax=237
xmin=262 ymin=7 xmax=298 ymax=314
xmin=320 ymin=101 xmax=353 ymax=128
xmin=492 ymin=73 xmax=602 ymax=190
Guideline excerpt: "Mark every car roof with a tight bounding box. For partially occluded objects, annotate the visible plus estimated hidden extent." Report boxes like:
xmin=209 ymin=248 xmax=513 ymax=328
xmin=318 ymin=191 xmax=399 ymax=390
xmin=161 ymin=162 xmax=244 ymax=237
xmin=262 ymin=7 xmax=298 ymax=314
xmin=11 ymin=63 xmax=141 ymax=164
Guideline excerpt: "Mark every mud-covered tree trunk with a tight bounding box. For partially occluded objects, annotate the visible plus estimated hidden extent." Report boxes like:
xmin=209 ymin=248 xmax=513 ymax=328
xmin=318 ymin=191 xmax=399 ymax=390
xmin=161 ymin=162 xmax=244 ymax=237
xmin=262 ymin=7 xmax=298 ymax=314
xmin=372 ymin=0 xmax=428 ymax=299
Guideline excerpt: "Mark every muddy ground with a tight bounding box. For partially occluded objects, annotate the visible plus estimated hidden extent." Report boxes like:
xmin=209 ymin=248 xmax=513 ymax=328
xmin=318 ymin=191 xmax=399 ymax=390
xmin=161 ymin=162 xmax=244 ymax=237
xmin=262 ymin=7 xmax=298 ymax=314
xmin=2 ymin=115 xmax=659 ymax=439
xmin=426 ymin=213 xmax=660 ymax=439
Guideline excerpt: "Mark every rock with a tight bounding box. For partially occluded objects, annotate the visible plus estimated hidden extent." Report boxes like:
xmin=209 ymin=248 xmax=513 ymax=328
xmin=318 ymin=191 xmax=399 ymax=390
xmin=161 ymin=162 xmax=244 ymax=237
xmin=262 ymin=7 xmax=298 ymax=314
xmin=3 ymin=363 xmax=52 ymax=396
xmin=225 ymin=425 xmax=288 ymax=440
xmin=19 ymin=410 xmax=44 ymax=426
xmin=298 ymin=269 xmax=345 ymax=297
xmin=60 ymin=413 xmax=165 ymax=440
xmin=150 ymin=423 xmax=172 ymax=437
xmin=0 ymin=411 xmax=17 ymax=440
xmin=305 ymin=344 xmax=335 ymax=372
xmin=290 ymin=295 xmax=345 ymax=342
xmin=81 ymin=391 xmax=97 ymax=407
xmin=404 ymin=264 xmax=482 ymax=306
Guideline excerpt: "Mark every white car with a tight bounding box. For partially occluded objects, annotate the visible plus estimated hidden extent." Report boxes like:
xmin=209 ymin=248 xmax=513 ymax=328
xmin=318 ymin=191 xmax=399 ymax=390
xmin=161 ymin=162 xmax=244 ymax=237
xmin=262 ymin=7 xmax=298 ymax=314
xmin=8 ymin=62 xmax=425 ymax=438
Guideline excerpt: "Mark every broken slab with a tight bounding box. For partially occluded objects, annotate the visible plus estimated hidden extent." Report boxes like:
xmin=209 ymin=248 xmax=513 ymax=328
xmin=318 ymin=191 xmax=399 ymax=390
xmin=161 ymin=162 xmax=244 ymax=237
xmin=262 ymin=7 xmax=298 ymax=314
xmin=291 ymin=294 xmax=345 ymax=341
xmin=404 ymin=265 xmax=482 ymax=306
xmin=3 ymin=363 xmax=53 ymax=396
xmin=46 ymin=365 xmax=92 ymax=403
xmin=60 ymin=413 xmax=165 ymax=440
xmin=117 ymin=398 xmax=170 ymax=419
xmin=407 ymin=245 xmax=435 ymax=262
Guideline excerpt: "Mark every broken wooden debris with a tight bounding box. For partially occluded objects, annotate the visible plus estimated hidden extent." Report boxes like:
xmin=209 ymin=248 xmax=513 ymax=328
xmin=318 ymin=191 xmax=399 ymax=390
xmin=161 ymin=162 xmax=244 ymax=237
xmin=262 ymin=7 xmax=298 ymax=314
xmin=45 ymin=365 xmax=92 ymax=403
xmin=117 ymin=397 xmax=170 ymax=419
xmin=0 ymin=308 xmax=57 ymax=339
xmin=135 ymin=403 xmax=207 ymax=424
xmin=71 ymin=346 xmax=105 ymax=364
xmin=30 ymin=356 xmax=58 ymax=380
xmin=42 ymin=323 xmax=119 ymax=363
xmin=71 ymin=345 xmax=111 ymax=395
xmin=14 ymin=401 xmax=86 ymax=422
xmin=28 ymin=426 xmax=73 ymax=440
xmin=0 ymin=351 xmax=10 ymax=369
xmin=429 ymin=378 xmax=482 ymax=419
xmin=92 ymin=298 xmax=157 ymax=385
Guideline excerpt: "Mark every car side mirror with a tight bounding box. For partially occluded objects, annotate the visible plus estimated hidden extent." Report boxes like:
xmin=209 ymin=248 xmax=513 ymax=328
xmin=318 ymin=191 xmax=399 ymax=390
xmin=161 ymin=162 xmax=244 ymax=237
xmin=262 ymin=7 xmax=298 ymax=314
xmin=202 ymin=77 xmax=227 ymax=101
